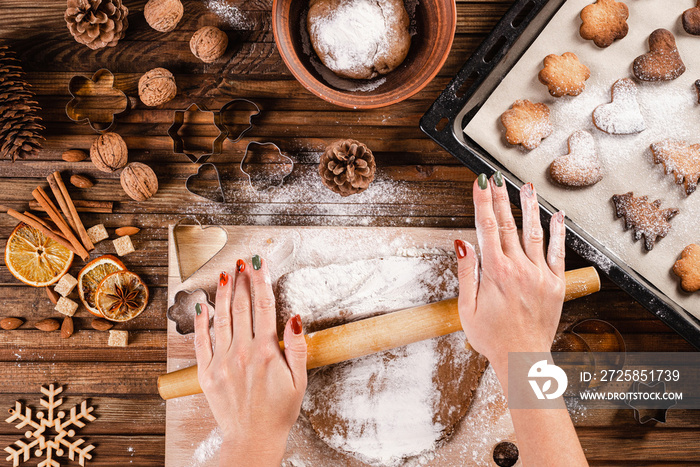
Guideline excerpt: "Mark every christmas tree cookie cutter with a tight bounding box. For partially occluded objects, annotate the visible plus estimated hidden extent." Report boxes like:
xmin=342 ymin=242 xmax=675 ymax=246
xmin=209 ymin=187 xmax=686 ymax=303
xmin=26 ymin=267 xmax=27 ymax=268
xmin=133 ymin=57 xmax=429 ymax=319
xmin=240 ymin=141 xmax=294 ymax=191
xmin=168 ymin=103 xmax=227 ymax=164
xmin=168 ymin=288 xmax=215 ymax=335
xmin=173 ymin=217 xmax=228 ymax=282
xmin=186 ymin=162 xmax=226 ymax=203
xmin=66 ymin=68 xmax=129 ymax=132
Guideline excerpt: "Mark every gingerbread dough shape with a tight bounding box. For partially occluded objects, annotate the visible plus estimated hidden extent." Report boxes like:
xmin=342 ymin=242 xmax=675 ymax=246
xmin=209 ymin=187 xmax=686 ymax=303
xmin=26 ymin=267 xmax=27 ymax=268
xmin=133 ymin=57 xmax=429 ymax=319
xmin=276 ymin=255 xmax=487 ymax=465
xmin=549 ymin=130 xmax=603 ymax=187
xmin=651 ymin=140 xmax=700 ymax=195
xmin=673 ymin=244 xmax=700 ymax=293
xmin=538 ymin=52 xmax=590 ymax=97
xmin=593 ymin=78 xmax=645 ymax=135
xmin=579 ymin=0 xmax=629 ymax=48
xmin=632 ymin=29 xmax=685 ymax=82
xmin=612 ymin=192 xmax=679 ymax=251
xmin=500 ymin=100 xmax=553 ymax=150
xmin=307 ymin=0 xmax=411 ymax=80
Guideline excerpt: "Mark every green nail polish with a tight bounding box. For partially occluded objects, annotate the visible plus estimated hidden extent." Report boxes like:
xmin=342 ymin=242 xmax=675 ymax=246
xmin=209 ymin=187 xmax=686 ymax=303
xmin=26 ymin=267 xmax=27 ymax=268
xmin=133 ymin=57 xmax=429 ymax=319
xmin=494 ymin=171 xmax=504 ymax=187
xmin=195 ymin=303 xmax=202 ymax=316
xmin=252 ymin=255 xmax=261 ymax=270
xmin=478 ymin=174 xmax=488 ymax=190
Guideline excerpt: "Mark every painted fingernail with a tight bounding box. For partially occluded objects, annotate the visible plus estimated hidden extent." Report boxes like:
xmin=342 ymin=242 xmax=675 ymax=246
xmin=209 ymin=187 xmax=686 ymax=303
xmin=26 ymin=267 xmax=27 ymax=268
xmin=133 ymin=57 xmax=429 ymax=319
xmin=555 ymin=210 xmax=565 ymax=222
xmin=291 ymin=314 xmax=303 ymax=335
xmin=477 ymin=174 xmax=488 ymax=190
xmin=219 ymin=271 xmax=228 ymax=287
xmin=494 ymin=171 xmax=504 ymax=187
xmin=523 ymin=182 xmax=534 ymax=197
xmin=195 ymin=303 xmax=202 ymax=316
xmin=252 ymin=255 xmax=261 ymax=270
xmin=454 ymin=239 xmax=468 ymax=259
xmin=236 ymin=259 xmax=245 ymax=273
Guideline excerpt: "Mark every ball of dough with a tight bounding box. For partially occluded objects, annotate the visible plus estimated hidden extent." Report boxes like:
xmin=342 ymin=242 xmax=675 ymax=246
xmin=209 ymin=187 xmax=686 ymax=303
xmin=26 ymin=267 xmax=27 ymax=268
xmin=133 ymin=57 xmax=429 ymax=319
xmin=307 ymin=0 xmax=411 ymax=80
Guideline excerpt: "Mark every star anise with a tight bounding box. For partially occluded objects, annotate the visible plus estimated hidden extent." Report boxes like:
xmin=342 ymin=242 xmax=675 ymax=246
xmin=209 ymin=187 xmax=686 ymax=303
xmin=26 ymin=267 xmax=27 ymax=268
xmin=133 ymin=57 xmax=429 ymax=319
xmin=106 ymin=283 xmax=141 ymax=317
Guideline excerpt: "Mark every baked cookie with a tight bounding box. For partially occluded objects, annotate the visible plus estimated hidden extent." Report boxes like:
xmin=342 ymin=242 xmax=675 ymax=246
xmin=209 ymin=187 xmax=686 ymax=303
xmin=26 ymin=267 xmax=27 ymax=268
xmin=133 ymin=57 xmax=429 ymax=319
xmin=651 ymin=140 xmax=700 ymax=195
xmin=633 ymin=29 xmax=685 ymax=82
xmin=612 ymin=192 xmax=679 ymax=251
xmin=593 ymin=78 xmax=645 ymax=135
xmin=549 ymin=130 xmax=603 ymax=187
xmin=695 ymin=80 xmax=700 ymax=104
xmin=500 ymin=100 xmax=553 ymax=150
xmin=307 ymin=0 xmax=411 ymax=80
xmin=579 ymin=0 xmax=629 ymax=48
xmin=673 ymin=244 xmax=700 ymax=293
xmin=538 ymin=52 xmax=591 ymax=97
xmin=682 ymin=1 xmax=700 ymax=36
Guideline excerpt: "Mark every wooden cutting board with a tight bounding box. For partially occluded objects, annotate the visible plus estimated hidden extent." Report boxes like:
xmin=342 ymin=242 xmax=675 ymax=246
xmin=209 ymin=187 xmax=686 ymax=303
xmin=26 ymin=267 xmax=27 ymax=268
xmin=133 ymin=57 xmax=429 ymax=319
xmin=165 ymin=225 xmax=517 ymax=466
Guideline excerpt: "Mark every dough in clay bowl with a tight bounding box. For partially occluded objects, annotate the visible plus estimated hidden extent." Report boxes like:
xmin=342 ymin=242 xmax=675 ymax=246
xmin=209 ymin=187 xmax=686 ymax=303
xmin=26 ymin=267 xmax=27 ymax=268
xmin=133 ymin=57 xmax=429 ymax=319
xmin=277 ymin=255 xmax=488 ymax=465
xmin=306 ymin=0 xmax=411 ymax=80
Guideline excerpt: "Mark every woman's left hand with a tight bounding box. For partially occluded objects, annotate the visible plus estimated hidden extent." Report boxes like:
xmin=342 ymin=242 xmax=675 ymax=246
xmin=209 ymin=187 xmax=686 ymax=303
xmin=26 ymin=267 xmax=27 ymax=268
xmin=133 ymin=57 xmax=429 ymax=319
xmin=194 ymin=257 xmax=308 ymax=466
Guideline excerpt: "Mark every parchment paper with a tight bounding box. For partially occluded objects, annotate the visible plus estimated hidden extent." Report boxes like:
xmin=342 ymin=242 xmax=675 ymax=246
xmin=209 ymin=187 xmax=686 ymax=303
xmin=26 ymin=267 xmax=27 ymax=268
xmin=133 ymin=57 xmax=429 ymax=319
xmin=464 ymin=0 xmax=699 ymax=317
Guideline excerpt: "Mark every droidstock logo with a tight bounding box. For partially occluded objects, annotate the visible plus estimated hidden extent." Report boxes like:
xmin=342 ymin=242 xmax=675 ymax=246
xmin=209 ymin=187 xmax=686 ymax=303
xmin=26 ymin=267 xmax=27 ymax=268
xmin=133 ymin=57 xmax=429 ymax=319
xmin=528 ymin=360 xmax=568 ymax=400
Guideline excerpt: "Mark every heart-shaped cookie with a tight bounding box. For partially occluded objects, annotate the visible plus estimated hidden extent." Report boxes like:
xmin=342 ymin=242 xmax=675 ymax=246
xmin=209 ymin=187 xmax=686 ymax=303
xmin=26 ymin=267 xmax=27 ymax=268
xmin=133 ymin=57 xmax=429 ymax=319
xmin=683 ymin=1 xmax=700 ymax=36
xmin=550 ymin=131 xmax=603 ymax=187
xmin=633 ymin=29 xmax=685 ymax=81
xmin=173 ymin=218 xmax=228 ymax=282
xmin=593 ymin=78 xmax=645 ymax=135
xmin=186 ymin=162 xmax=225 ymax=203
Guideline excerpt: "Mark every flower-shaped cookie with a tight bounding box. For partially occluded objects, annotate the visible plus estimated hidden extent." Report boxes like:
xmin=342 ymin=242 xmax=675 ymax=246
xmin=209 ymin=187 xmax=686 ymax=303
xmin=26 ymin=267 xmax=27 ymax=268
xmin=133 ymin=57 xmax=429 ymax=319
xmin=579 ymin=0 xmax=629 ymax=48
xmin=538 ymin=52 xmax=590 ymax=97
xmin=500 ymin=100 xmax=553 ymax=150
xmin=673 ymin=244 xmax=700 ymax=293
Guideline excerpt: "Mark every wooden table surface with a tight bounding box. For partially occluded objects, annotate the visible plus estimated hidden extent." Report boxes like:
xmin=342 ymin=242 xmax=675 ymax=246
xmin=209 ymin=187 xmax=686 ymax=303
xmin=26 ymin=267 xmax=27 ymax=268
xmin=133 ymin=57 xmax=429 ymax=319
xmin=1 ymin=0 xmax=698 ymax=466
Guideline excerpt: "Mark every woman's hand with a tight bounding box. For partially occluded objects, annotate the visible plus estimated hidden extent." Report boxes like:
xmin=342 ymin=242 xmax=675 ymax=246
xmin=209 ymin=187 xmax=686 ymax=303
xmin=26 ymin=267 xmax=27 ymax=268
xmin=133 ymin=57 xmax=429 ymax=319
xmin=455 ymin=173 xmax=566 ymax=374
xmin=194 ymin=257 xmax=307 ymax=466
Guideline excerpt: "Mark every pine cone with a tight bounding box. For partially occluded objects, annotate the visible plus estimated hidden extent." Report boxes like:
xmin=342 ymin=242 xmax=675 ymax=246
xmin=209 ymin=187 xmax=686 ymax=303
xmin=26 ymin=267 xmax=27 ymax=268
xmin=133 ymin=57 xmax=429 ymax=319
xmin=65 ymin=0 xmax=129 ymax=50
xmin=319 ymin=139 xmax=376 ymax=196
xmin=0 ymin=46 xmax=44 ymax=162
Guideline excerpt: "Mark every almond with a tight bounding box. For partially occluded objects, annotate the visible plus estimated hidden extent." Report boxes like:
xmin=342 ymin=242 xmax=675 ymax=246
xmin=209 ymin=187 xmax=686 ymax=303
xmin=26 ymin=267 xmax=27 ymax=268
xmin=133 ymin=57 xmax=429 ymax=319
xmin=35 ymin=318 xmax=60 ymax=332
xmin=61 ymin=316 xmax=74 ymax=338
xmin=90 ymin=318 xmax=113 ymax=331
xmin=45 ymin=287 xmax=60 ymax=305
xmin=115 ymin=226 xmax=140 ymax=236
xmin=62 ymin=149 xmax=88 ymax=162
xmin=0 ymin=317 xmax=24 ymax=330
xmin=70 ymin=174 xmax=94 ymax=189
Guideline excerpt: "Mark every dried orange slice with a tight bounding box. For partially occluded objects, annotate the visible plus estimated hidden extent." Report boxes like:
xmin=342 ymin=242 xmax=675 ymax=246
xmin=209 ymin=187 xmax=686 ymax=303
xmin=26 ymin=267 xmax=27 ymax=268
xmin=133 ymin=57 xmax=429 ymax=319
xmin=5 ymin=223 xmax=74 ymax=287
xmin=95 ymin=270 xmax=149 ymax=322
xmin=78 ymin=255 xmax=126 ymax=317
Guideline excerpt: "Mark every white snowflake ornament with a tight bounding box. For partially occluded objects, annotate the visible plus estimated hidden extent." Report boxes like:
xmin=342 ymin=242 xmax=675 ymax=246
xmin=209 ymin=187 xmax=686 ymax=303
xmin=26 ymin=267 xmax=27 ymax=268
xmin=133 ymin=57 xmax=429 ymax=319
xmin=4 ymin=384 xmax=96 ymax=467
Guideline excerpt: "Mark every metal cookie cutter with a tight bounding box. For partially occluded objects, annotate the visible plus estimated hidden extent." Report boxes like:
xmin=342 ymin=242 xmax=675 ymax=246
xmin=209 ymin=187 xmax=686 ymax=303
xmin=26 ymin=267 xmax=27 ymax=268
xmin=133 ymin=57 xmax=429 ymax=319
xmin=173 ymin=217 xmax=228 ymax=282
xmin=626 ymin=380 xmax=677 ymax=424
xmin=167 ymin=288 xmax=215 ymax=335
xmin=240 ymin=141 xmax=294 ymax=191
xmin=217 ymin=98 xmax=261 ymax=143
xmin=168 ymin=103 xmax=227 ymax=164
xmin=186 ymin=162 xmax=226 ymax=203
xmin=65 ymin=69 xmax=129 ymax=132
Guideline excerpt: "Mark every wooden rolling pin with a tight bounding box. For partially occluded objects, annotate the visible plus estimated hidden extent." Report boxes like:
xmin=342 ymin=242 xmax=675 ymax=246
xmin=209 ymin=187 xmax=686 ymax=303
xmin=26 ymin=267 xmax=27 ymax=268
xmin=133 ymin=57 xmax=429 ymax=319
xmin=158 ymin=266 xmax=600 ymax=400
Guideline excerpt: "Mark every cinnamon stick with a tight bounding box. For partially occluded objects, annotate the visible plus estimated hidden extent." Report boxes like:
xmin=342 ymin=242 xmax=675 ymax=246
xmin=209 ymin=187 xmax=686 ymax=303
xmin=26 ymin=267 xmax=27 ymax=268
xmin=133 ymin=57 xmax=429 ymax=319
xmin=1 ymin=207 xmax=81 ymax=257
xmin=23 ymin=211 xmax=67 ymax=241
xmin=51 ymin=172 xmax=94 ymax=251
xmin=46 ymin=173 xmax=77 ymax=231
xmin=30 ymin=199 xmax=113 ymax=214
xmin=32 ymin=188 xmax=89 ymax=261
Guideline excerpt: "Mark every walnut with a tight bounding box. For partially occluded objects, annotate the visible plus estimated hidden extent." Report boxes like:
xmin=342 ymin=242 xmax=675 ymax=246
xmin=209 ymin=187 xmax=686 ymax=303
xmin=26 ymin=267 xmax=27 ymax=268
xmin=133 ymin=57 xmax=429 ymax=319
xmin=138 ymin=68 xmax=177 ymax=107
xmin=120 ymin=162 xmax=158 ymax=201
xmin=90 ymin=132 xmax=128 ymax=173
xmin=190 ymin=26 xmax=228 ymax=63
xmin=144 ymin=0 xmax=183 ymax=33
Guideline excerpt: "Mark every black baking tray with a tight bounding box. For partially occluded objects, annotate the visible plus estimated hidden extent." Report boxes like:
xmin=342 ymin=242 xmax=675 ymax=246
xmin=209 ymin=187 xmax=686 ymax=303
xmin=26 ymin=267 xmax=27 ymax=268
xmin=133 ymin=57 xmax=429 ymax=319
xmin=420 ymin=0 xmax=700 ymax=349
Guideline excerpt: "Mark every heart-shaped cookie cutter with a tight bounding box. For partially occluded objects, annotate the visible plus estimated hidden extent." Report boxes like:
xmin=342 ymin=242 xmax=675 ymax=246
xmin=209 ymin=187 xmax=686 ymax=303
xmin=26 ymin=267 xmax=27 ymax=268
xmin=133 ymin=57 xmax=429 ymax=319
xmin=65 ymin=69 xmax=129 ymax=132
xmin=216 ymin=98 xmax=261 ymax=143
xmin=173 ymin=217 xmax=229 ymax=282
xmin=168 ymin=103 xmax=228 ymax=164
xmin=240 ymin=141 xmax=295 ymax=191
xmin=167 ymin=288 xmax=215 ymax=335
xmin=186 ymin=162 xmax=226 ymax=203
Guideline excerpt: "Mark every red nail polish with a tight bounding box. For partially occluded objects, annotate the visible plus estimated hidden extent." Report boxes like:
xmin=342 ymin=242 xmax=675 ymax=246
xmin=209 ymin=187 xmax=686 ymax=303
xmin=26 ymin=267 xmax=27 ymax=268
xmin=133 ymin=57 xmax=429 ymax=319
xmin=523 ymin=182 xmax=535 ymax=197
xmin=219 ymin=271 xmax=228 ymax=287
xmin=291 ymin=314 xmax=303 ymax=335
xmin=454 ymin=239 xmax=468 ymax=259
xmin=236 ymin=259 xmax=245 ymax=273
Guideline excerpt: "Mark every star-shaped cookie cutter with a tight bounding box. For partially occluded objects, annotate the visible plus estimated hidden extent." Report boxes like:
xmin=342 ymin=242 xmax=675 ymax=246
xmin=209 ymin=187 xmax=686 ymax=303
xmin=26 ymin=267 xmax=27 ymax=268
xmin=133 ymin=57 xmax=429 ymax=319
xmin=168 ymin=103 xmax=228 ymax=164
xmin=625 ymin=380 xmax=677 ymax=424
xmin=216 ymin=98 xmax=261 ymax=143
xmin=240 ymin=141 xmax=295 ymax=191
xmin=65 ymin=68 xmax=129 ymax=132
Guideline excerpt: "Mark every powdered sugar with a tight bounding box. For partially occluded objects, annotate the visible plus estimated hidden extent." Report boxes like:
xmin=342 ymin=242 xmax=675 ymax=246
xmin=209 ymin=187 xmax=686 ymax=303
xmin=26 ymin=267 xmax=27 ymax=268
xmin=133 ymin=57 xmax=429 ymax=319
xmin=204 ymin=0 xmax=249 ymax=29
xmin=550 ymin=130 xmax=603 ymax=186
xmin=592 ymin=79 xmax=645 ymax=135
xmin=191 ymin=428 xmax=222 ymax=466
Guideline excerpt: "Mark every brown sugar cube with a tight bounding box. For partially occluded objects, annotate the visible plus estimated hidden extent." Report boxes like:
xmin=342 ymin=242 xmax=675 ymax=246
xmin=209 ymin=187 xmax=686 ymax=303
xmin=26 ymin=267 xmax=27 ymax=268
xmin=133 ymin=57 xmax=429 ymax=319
xmin=55 ymin=296 xmax=78 ymax=317
xmin=113 ymin=235 xmax=135 ymax=256
xmin=54 ymin=274 xmax=78 ymax=297
xmin=108 ymin=330 xmax=129 ymax=347
xmin=87 ymin=224 xmax=109 ymax=244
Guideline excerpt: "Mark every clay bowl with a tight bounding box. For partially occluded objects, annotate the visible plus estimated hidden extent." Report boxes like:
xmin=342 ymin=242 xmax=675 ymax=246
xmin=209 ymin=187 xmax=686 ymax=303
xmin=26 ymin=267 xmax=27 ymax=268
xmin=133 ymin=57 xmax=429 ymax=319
xmin=272 ymin=0 xmax=457 ymax=109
